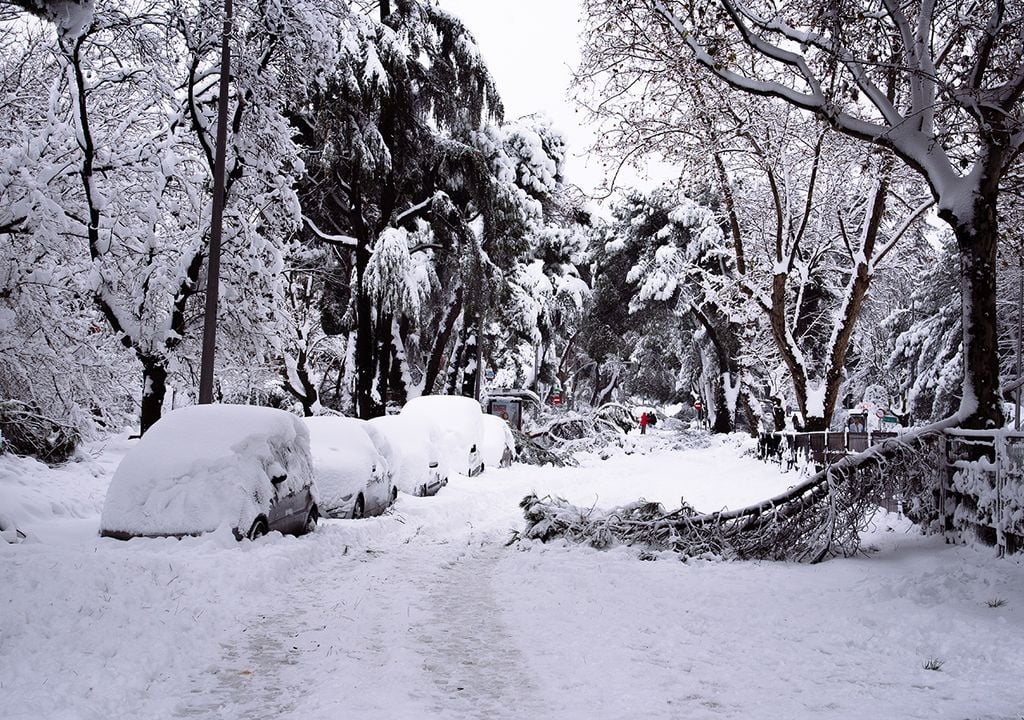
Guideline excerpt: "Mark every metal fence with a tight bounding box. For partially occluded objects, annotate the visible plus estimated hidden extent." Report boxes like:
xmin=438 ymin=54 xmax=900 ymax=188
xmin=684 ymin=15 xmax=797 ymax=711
xmin=759 ymin=430 xmax=900 ymax=470
xmin=943 ymin=430 xmax=1024 ymax=556
xmin=759 ymin=428 xmax=1024 ymax=555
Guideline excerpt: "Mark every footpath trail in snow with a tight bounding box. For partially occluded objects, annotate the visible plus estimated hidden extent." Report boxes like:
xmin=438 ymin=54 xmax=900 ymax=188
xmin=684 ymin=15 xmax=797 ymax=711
xmin=2 ymin=429 xmax=1024 ymax=720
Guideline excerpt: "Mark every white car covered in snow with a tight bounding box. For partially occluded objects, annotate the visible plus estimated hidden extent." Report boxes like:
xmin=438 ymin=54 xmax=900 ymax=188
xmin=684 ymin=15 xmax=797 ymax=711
xmin=480 ymin=413 xmax=516 ymax=468
xmin=303 ymin=417 xmax=396 ymax=519
xmin=100 ymin=405 xmax=319 ymax=541
xmin=400 ymin=395 xmax=484 ymax=477
xmin=367 ymin=414 xmax=448 ymax=497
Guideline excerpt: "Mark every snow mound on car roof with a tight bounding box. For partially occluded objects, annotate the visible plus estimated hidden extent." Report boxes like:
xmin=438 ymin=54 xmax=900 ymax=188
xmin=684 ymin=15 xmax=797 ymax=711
xmin=480 ymin=413 xmax=514 ymax=467
xmin=400 ymin=395 xmax=483 ymax=475
xmin=100 ymin=405 xmax=314 ymax=537
xmin=368 ymin=414 xmax=437 ymax=494
xmin=303 ymin=416 xmax=382 ymax=513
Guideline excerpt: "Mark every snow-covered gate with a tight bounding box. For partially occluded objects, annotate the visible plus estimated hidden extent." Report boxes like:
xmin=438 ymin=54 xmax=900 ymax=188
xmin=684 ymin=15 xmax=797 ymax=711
xmin=770 ymin=430 xmax=899 ymax=468
xmin=943 ymin=430 xmax=1024 ymax=556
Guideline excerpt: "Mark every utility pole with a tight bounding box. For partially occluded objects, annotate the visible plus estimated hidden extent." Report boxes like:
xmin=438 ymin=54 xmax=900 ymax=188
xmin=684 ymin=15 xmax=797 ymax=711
xmin=199 ymin=0 xmax=233 ymax=404
xmin=1017 ymin=252 xmax=1022 ymax=430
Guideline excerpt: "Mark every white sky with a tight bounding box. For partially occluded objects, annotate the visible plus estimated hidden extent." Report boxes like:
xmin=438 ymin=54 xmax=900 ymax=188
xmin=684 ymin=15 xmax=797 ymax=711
xmin=437 ymin=0 xmax=672 ymax=197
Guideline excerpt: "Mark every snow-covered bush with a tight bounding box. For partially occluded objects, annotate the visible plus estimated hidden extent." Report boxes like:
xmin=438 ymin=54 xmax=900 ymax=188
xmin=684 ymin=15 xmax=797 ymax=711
xmin=0 ymin=400 xmax=80 ymax=464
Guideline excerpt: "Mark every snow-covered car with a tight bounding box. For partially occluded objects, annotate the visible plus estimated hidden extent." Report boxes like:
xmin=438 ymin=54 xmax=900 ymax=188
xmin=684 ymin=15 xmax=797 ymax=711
xmin=303 ymin=417 xmax=395 ymax=519
xmin=400 ymin=395 xmax=484 ymax=477
xmin=481 ymin=413 xmax=516 ymax=468
xmin=367 ymin=414 xmax=448 ymax=496
xmin=100 ymin=405 xmax=319 ymax=541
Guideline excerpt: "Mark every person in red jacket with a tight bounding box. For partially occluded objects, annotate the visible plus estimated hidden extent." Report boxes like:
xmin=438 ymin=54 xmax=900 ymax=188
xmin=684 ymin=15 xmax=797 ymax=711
xmin=639 ymin=411 xmax=649 ymax=435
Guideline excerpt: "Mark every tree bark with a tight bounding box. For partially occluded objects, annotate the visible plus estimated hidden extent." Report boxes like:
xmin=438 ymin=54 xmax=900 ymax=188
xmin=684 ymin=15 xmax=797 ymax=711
xmin=139 ymin=356 xmax=167 ymax=435
xmin=422 ymin=289 xmax=462 ymax=395
xmin=942 ymin=193 xmax=1004 ymax=429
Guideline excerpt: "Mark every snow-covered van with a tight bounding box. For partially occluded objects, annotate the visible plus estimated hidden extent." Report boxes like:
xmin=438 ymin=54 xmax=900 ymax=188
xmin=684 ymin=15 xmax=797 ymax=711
xmin=303 ymin=417 xmax=395 ymax=519
xmin=367 ymin=414 xmax=448 ymax=497
xmin=400 ymin=395 xmax=485 ymax=477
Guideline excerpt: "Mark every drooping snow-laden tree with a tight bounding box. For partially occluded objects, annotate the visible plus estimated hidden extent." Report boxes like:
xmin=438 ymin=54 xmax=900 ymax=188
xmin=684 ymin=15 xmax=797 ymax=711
xmin=0 ymin=18 xmax=136 ymax=429
xmin=582 ymin=191 xmax=700 ymax=411
xmin=585 ymin=0 xmax=1024 ymax=430
xmin=293 ymin=3 xmax=576 ymax=418
xmin=292 ymin=0 xmax=505 ymax=418
xmin=2 ymin=0 xmax=346 ymax=433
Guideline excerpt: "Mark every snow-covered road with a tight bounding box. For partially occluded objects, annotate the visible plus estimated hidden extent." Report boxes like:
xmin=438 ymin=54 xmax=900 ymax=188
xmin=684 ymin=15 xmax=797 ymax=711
xmin=3 ymin=431 xmax=1023 ymax=719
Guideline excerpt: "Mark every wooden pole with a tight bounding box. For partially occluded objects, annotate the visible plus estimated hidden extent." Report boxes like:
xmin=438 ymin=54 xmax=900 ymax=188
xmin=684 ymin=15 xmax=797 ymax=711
xmin=199 ymin=0 xmax=233 ymax=404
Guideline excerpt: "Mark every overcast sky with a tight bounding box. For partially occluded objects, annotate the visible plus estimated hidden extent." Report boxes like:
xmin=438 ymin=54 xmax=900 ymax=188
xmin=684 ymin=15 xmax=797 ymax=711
xmin=436 ymin=0 xmax=616 ymax=195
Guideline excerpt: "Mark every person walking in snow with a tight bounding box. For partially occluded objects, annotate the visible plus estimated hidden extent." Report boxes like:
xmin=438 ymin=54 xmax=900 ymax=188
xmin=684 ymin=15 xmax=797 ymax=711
xmin=639 ymin=411 xmax=649 ymax=435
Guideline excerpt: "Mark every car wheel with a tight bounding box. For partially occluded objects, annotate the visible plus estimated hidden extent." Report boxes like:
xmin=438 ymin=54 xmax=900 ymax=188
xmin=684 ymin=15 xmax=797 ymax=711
xmin=303 ymin=506 xmax=319 ymax=535
xmin=352 ymin=495 xmax=365 ymax=520
xmin=247 ymin=517 xmax=269 ymax=540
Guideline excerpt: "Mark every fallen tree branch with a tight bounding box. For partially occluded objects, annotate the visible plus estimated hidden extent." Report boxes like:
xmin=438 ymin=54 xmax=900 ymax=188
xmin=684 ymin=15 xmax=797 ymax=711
xmin=515 ymin=414 xmax=964 ymax=562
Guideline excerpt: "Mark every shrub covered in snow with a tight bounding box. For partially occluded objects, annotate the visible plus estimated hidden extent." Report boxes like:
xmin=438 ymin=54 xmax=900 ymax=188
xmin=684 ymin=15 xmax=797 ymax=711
xmin=0 ymin=400 xmax=80 ymax=464
xmin=100 ymin=405 xmax=316 ymax=539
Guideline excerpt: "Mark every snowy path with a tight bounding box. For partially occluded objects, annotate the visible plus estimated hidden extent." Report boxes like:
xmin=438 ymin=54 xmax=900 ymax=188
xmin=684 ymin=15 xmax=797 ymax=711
xmin=3 ymin=431 xmax=1024 ymax=719
xmin=183 ymin=534 xmax=552 ymax=720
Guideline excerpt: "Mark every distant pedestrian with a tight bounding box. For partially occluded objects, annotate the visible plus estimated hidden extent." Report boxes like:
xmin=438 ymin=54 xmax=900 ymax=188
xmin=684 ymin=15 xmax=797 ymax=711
xmin=639 ymin=411 xmax=649 ymax=435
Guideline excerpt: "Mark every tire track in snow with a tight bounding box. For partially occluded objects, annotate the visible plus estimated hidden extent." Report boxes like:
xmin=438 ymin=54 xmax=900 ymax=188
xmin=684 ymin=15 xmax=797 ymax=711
xmin=412 ymin=540 xmax=548 ymax=719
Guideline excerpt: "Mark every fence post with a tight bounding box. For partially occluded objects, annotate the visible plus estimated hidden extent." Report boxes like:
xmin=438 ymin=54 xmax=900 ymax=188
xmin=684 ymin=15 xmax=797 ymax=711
xmin=995 ymin=434 xmax=1006 ymax=558
xmin=940 ymin=430 xmax=952 ymax=541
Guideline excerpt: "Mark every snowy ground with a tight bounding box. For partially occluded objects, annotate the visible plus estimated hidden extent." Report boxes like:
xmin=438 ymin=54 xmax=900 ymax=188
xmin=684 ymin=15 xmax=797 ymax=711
xmin=2 ymin=427 xmax=1023 ymax=720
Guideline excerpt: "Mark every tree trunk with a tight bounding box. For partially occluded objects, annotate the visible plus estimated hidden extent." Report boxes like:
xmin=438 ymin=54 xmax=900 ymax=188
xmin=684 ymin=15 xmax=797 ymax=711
xmin=422 ymin=290 xmax=462 ymax=395
xmin=389 ymin=317 xmax=411 ymax=405
xmin=374 ymin=308 xmax=393 ymax=414
xmin=943 ymin=195 xmax=1004 ymax=429
xmin=460 ymin=312 xmax=479 ymax=398
xmin=281 ymin=349 xmax=318 ymax=417
xmin=139 ymin=356 xmax=167 ymax=435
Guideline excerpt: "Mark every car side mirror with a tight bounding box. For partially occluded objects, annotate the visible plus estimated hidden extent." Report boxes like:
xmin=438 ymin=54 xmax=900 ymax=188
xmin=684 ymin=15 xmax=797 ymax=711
xmin=268 ymin=461 xmax=287 ymax=485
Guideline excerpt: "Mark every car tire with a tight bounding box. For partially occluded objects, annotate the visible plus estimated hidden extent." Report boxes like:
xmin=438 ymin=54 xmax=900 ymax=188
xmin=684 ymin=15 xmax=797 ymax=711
xmin=303 ymin=506 xmax=319 ymax=535
xmin=352 ymin=495 xmax=365 ymax=520
xmin=247 ymin=517 xmax=269 ymax=540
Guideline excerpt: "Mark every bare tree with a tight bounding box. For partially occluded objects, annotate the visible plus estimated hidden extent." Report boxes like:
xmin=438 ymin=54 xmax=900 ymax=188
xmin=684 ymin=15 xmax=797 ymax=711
xmin=602 ymin=0 xmax=1024 ymax=429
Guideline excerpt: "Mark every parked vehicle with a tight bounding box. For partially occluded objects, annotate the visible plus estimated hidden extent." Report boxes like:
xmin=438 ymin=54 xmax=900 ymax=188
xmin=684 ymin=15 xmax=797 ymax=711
xmin=100 ymin=405 xmax=318 ymax=541
xmin=368 ymin=414 xmax=448 ymax=496
xmin=303 ymin=417 xmax=395 ymax=519
xmin=400 ymin=395 xmax=484 ymax=477
xmin=481 ymin=413 xmax=516 ymax=468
